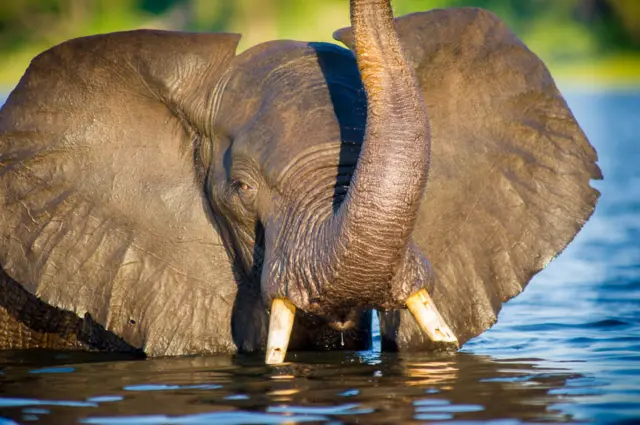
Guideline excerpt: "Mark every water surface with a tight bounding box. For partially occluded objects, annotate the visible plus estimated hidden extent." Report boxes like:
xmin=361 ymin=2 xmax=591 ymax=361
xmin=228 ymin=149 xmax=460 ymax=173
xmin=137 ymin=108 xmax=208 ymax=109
xmin=0 ymin=91 xmax=638 ymax=424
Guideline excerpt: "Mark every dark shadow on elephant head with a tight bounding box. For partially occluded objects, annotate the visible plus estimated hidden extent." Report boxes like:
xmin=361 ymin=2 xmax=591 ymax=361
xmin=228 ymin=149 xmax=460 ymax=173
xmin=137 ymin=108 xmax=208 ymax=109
xmin=308 ymin=42 xmax=367 ymax=215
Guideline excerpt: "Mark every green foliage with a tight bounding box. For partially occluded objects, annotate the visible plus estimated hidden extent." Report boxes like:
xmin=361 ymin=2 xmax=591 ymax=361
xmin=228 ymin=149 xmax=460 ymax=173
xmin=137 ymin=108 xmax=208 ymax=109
xmin=0 ymin=0 xmax=638 ymax=87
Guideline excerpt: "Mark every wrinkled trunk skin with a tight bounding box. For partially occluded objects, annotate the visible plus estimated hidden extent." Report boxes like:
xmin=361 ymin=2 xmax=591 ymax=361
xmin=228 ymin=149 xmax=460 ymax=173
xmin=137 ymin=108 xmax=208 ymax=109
xmin=320 ymin=0 xmax=430 ymax=309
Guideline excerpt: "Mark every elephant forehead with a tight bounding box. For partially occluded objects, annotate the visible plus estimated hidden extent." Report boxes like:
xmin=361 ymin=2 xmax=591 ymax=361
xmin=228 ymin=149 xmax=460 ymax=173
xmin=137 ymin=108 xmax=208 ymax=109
xmin=251 ymin=93 xmax=346 ymax=173
xmin=217 ymin=40 xmax=366 ymax=183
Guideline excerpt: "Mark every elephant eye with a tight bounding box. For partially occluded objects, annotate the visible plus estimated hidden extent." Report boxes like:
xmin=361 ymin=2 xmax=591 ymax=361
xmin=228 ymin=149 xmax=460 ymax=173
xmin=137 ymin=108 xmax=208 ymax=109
xmin=231 ymin=180 xmax=258 ymax=210
xmin=232 ymin=180 xmax=252 ymax=192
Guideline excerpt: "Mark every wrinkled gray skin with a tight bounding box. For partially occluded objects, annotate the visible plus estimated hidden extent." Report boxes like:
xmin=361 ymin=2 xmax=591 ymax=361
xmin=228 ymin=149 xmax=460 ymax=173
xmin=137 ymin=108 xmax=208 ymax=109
xmin=0 ymin=2 xmax=600 ymax=356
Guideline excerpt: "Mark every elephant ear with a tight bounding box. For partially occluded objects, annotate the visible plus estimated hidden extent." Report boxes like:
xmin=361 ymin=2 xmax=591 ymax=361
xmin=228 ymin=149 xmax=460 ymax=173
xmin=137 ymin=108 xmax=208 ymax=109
xmin=0 ymin=30 xmax=241 ymax=355
xmin=335 ymin=8 xmax=602 ymax=346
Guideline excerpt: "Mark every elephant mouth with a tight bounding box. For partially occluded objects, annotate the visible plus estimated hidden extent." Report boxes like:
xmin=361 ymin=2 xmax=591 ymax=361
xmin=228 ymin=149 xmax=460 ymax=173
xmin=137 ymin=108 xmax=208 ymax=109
xmin=328 ymin=319 xmax=356 ymax=332
xmin=326 ymin=309 xmax=361 ymax=332
xmin=265 ymin=289 xmax=459 ymax=364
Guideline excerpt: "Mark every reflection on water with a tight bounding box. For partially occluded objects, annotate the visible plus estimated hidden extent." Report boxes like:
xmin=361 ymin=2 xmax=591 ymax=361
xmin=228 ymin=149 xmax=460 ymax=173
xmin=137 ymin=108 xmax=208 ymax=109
xmin=0 ymin=351 xmax=585 ymax=424
xmin=0 ymin=91 xmax=639 ymax=424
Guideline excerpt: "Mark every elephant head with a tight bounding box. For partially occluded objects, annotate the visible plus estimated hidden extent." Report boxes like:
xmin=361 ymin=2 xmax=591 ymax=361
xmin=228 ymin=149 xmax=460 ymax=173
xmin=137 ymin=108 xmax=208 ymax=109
xmin=0 ymin=0 xmax=600 ymax=361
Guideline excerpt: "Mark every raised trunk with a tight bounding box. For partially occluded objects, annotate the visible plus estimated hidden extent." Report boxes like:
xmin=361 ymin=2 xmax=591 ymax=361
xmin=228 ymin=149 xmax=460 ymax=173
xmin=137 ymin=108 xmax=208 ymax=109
xmin=323 ymin=0 xmax=430 ymax=305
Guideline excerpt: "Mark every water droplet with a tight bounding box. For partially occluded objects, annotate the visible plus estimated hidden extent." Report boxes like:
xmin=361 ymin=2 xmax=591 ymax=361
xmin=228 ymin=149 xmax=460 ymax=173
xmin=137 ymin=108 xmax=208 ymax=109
xmin=341 ymin=332 xmax=345 ymax=347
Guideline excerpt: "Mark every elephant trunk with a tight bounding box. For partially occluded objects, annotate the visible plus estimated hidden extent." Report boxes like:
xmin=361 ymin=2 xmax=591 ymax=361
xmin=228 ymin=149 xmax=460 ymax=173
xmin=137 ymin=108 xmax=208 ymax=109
xmin=324 ymin=0 xmax=430 ymax=304
xmin=265 ymin=0 xmax=459 ymax=364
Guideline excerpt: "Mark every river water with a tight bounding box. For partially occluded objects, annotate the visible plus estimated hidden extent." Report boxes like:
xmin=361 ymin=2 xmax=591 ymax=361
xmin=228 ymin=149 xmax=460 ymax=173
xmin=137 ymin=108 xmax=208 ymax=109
xmin=0 ymin=91 xmax=638 ymax=424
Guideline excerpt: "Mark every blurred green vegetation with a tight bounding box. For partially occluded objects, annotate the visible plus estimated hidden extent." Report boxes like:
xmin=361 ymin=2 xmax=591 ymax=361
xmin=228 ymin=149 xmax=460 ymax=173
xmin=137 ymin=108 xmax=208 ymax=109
xmin=1 ymin=0 xmax=639 ymax=89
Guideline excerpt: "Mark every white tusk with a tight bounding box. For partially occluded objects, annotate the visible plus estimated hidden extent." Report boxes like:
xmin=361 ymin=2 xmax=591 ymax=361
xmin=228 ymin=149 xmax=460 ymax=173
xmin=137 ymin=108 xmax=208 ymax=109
xmin=265 ymin=298 xmax=296 ymax=365
xmin=406 ymin=289 xmax=458 ymax=346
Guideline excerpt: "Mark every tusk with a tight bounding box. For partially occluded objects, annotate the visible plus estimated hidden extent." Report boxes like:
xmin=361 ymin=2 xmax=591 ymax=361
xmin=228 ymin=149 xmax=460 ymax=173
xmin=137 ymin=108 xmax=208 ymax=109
xmin=265 ymin=298 xmax=296 ymax=365
xmin=406 ymin=289 xmax=459 ymax=346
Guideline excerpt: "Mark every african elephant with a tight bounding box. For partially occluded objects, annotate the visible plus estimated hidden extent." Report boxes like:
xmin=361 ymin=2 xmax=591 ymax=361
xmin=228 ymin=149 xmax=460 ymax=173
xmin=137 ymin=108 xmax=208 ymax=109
xmin=0 ymin=0 xmax=600 ymax=362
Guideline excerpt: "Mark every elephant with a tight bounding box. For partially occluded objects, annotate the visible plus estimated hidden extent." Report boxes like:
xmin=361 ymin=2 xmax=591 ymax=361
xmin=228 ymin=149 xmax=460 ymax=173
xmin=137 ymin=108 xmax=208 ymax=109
xmin=0 ymin=0 xmax=601 ymax=363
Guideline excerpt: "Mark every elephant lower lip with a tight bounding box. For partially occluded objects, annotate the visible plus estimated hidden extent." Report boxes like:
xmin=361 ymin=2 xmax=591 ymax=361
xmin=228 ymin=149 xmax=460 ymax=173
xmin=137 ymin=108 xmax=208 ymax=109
xmin=328 ymin=320 xmax=356 ymax=331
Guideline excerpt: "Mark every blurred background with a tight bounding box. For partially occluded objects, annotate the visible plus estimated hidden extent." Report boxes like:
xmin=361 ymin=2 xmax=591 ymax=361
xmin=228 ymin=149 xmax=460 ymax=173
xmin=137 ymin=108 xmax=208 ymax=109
xmin=0 ymin=0 xmax=639 ymax=90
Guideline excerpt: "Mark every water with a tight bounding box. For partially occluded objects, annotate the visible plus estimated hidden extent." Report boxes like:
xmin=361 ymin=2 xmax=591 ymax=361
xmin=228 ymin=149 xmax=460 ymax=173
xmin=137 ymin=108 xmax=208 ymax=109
xmin=0 ymin=90 xmax=638 ymax=424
